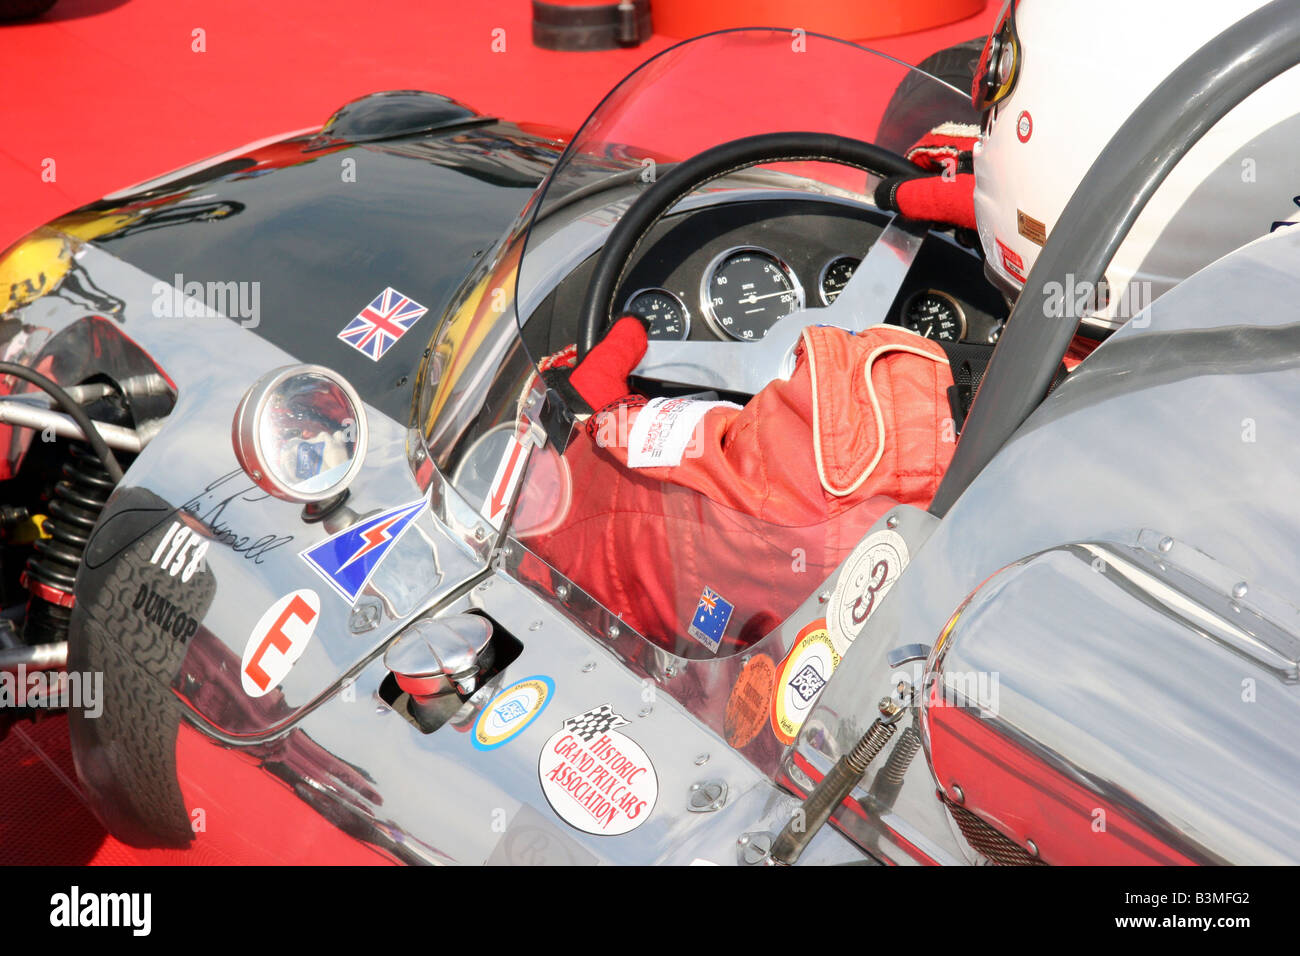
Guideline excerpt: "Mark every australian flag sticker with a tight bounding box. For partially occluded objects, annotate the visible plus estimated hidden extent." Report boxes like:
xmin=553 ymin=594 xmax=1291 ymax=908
xmin=687 ymin=586 xmax=734 ymax=654
xmin=300 ymin=497 xmax=426 ymax=604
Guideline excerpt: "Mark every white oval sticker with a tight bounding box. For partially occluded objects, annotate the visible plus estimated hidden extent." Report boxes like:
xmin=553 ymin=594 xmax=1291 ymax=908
xmin=240 ymin=589 xmax=321 ymax=697
xmin=538 ymin=706 xmax=658 ymax=836
xmin=829 ymin=529 xmax=909 ymax=657
xmin=474 ymin=676 xmax=554 ymax=751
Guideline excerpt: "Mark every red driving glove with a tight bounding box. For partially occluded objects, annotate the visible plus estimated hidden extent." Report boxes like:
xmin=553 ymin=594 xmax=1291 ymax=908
xmin=874 ymin=122 xmax=978 ymax=231
xmin=565 ymin=315 xmax=649 ymax=413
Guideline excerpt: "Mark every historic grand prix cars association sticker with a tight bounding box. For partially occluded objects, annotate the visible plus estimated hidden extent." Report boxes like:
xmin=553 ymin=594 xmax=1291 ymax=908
xmin=473 ymin=675 xmax=555 ymax=751
xmin=241 ymin=589 xmax=321 ymax=697
xmin=771 ymin=620 xmax=840 ymax=746
xmin=828 ymin=528 xmax=910 ymax=657
xmin=538 ymin=704 xmax=657 ymax=836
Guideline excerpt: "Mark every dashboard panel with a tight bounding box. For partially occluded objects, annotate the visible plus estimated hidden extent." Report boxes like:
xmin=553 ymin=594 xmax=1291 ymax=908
xmin=527 ymin=195 xmax=1007 ymax=358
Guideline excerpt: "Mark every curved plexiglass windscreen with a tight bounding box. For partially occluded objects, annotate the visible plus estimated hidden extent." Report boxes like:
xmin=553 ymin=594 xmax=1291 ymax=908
xmin=514 ymin=28 xmax=968 ymax=360
xmin=499 ymin=30 xmax=969 ymax=660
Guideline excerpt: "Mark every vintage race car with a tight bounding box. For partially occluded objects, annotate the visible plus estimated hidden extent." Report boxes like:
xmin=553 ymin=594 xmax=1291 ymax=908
xmin=3 ymin=8 xmax=1300 ymax=865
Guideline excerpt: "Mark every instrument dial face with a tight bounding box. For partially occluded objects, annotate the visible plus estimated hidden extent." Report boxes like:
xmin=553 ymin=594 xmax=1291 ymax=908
xmin=701 ymin=247 xmax=803 ymax=341
xmin=819 ymin=256 xmax=861 ymax=305
xmin=902 ymin=290 xmax=967 ymax=342
xmin=623 ymin=288 xmax=690 ymax=340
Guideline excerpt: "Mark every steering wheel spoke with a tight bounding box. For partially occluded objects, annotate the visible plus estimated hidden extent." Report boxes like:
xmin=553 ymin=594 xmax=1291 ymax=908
xmin=816 ymin=215 xmax=930 ymax=331
xmin=634 ymin=324 xmax=804 ymax=394
xmin=633 ymin=214 xmax=930 ymax=394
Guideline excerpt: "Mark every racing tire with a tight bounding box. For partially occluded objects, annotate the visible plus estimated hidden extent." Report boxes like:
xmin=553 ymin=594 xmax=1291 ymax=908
xmin=68 ymin=489 xmax=216 ymax=849
xmin=877 ymin=39 xmax=985 ymax=150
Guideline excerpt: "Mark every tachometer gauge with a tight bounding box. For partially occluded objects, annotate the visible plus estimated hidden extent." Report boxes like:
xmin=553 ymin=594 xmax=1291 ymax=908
xmin=701 ymin=246 xmax=803 ymax=341
xmin=623 ymin=288 xmax=690 ymax=340
xmin=901 ymin=290 xmax=966 ymax=342
xmin=819 ymin=255 xmax=861 ymax=305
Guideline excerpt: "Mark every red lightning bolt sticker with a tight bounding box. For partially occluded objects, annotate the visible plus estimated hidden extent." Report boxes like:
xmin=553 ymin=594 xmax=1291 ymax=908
xmin=339 ymin=515 xmax=401 ymax=571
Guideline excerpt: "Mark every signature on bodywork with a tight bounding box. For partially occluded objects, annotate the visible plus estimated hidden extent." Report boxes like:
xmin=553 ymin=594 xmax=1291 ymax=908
xmin=180 ymin=469 xmax=294 ymax=563
xmin=84 ymin=469 xmax=294 ymax=570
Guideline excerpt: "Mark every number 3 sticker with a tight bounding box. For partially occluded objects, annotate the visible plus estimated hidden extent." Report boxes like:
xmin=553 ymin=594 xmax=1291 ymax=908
xmin=829 ymin=529 xmax=909 ymax=657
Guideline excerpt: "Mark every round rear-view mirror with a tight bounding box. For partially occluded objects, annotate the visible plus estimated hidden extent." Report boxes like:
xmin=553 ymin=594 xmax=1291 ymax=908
xmin=232 ymin=365 xmax=368 ymax=503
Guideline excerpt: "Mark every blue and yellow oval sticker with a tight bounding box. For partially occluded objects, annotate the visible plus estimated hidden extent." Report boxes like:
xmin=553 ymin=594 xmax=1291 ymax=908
xmin=473 ymin=675 xmax=555 ymax=751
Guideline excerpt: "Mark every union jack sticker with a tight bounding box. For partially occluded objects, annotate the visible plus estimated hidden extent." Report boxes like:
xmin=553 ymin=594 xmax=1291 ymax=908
xmin=337 ymin=287 xmax=428 ymax=361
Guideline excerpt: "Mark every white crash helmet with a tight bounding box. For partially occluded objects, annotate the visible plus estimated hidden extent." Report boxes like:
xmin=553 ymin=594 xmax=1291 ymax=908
xmin=972 ymin=0 xmax=1300 ymax=334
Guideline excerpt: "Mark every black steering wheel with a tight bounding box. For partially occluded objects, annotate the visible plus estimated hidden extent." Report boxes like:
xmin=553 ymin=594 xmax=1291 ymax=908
xmin=576 ymin=132 xmax=925 ymax=389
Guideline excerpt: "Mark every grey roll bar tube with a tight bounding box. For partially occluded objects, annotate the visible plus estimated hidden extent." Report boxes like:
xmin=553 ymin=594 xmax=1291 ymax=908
xmin=930 ymin=0 xmax=1300 ymax=516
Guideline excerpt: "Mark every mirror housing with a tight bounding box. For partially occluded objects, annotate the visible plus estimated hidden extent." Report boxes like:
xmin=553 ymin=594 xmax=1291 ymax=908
xmin=232 ymin=364 xmax=368 ymax=503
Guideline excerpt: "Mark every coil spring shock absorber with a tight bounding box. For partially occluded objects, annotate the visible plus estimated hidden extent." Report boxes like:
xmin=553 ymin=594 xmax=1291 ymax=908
xmin=21 ymin=442 xmax=116 ymax=644
xmin=768 ymin=686 xmax=912 ymax=866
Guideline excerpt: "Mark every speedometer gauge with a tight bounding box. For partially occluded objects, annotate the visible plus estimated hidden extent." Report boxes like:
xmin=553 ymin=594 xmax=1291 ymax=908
xmin=901 ymin=290 xmax=966 ymax=342
xmin=623 ymin=288 xmax=690 ymax=340
xmin=701 ymin=247 xmax=803 ymax=341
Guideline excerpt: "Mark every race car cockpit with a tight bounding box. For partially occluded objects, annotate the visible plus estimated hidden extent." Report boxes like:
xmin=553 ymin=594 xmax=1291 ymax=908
xmin=423 ymin=30 xmax=993 ymax=683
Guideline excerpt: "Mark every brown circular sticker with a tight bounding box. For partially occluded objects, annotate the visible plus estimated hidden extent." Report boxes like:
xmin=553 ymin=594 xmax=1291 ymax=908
xmin=725 ymin=654 xmax=775 ymax=749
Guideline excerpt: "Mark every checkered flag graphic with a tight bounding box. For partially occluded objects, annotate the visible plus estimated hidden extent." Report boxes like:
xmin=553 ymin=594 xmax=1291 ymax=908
xmin=562 ymin=704 xmax=629 ymax=742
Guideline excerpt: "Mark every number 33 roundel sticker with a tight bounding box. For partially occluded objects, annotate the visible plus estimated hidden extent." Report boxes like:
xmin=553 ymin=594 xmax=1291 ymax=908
xmin=829 ymin=528 xmax=910 ymax=657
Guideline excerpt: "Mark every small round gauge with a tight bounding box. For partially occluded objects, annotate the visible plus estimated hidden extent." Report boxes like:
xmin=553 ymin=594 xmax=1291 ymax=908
xmin=818 ymin=256 xmax=861 ymax=305
xmin=623 ymin=288 xmax=690 ymax=340
xmin=901 ymin=290 xmax=967 ymax=342
xmin=701 ymin=247 xmax=804 ymax=341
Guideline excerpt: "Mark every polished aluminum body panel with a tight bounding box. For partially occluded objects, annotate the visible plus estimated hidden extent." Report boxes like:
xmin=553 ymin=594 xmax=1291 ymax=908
xmin=278 ymin=570 xmax=865 ymax=865
xmin=801 ymin=226 xmax=1300 ymax=864
xmin=33 ymin=244 xmax=490 ymax=739
xmin=929 ymin=539 xmax=1300 ymax=864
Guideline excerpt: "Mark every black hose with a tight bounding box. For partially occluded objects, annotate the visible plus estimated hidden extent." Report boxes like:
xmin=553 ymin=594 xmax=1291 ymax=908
xmin=0 ymin=362 xmax=124 ymax=482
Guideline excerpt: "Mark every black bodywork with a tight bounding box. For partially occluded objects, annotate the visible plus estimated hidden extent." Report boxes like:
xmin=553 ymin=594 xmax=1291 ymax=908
xmin=66 ymin=101 xmax=557 ymax=421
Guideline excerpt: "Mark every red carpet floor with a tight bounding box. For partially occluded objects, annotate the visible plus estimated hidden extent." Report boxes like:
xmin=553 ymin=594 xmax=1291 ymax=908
xmin=0 ymin=0 xmax=998 ymax=865
xmin=1 ymin=715 xmax=157 ymax=864
xmin=1 ymin=0 xmax=998 ymax=250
